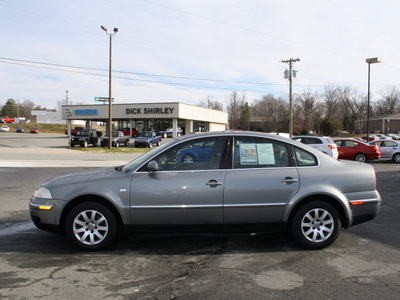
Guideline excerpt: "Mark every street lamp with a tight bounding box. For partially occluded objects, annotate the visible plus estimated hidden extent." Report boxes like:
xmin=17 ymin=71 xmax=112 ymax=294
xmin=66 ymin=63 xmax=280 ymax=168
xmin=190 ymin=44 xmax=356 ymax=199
xmin=101 ymin=25 xmax=118 ymax=149
xmin=366 ymin=57 xmax=382 ymax=141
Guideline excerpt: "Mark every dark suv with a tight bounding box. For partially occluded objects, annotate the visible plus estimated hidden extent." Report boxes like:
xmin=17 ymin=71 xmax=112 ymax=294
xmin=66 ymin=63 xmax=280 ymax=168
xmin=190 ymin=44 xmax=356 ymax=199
xmin=70 ymin=129 xmax=100 ymax=148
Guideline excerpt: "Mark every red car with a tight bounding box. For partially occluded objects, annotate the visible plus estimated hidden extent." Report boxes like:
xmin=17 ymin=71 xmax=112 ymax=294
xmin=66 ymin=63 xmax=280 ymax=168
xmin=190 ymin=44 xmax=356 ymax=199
xmin=334 ymin=138 xmax=381 ymax=163
xmin=30 ymin=127 xmax=39 ymax=134
xmin=121 ymin=127 xmax=138 ymax=137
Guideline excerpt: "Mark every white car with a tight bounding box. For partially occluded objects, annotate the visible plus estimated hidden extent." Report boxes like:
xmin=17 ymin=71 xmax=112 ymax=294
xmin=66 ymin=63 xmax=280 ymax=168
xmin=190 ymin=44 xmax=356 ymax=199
xmin=291 ymin=135 xmax=339 ymax=159
xmin=1 ymin=125 xmax=10 ymax=132
xmin=369 ymin=139 xmax=400 ymax=163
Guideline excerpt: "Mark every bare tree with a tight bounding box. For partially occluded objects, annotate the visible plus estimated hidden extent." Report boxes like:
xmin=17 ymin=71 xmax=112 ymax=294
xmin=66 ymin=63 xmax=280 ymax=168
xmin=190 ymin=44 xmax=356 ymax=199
xmin=198 ymin=96 xmax=224 ymax=111
xmin=295 ymin=90 xmax=318 ymax=132
xmin=322 ymin=84 xmax=341 ymax=121
xmin=375 ymin=86 xmax=400 ymax=116
xmin=226 ymin=91 xmax=245 ymax=129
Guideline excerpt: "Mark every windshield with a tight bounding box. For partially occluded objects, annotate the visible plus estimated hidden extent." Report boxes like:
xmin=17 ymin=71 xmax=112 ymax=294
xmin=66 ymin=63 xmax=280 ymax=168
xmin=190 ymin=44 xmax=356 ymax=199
xmin=140 ymin=132 xmax=152 ymax=137
xmin=123 ymin=139 xmax=176 ymax=172
xmin=76 ymin=131 xmax=89 ymax=136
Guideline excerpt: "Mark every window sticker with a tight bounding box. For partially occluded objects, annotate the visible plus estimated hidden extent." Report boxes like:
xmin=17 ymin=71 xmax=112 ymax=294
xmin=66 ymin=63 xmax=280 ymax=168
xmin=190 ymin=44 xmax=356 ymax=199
xmin=240 ymin=144 xmax=258 ymax=165
xmin=257 ymin=143 xmax=275 ymax=165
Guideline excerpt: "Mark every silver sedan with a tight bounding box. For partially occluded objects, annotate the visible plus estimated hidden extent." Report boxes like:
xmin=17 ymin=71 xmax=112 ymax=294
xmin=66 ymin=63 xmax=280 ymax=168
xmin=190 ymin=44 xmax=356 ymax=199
xmin=369 ymin=139 xmax=400 ymax=163
xmin=30 ymin=131 xmax=381 ymax=250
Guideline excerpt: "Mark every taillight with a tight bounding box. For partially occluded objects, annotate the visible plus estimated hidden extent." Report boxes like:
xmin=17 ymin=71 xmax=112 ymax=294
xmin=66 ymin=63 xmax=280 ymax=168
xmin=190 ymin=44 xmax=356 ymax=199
xmin=328 ymin=144 xmax=337 ymax=149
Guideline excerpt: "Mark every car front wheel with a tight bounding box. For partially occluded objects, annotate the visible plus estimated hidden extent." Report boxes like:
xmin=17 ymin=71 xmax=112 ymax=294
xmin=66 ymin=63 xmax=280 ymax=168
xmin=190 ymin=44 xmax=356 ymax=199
xmin=290 ymin=201 xmax=341 ymax=249
xmin=354 ymin=153 xmax=367 ymax=163
xmin=65 ymin=202 xmax=117 ymax=250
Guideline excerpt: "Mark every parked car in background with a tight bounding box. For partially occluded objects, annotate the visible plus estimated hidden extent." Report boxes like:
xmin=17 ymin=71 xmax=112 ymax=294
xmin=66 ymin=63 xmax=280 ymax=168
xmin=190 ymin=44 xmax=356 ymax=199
xmin=70 ymin=129 xmax=100 ymax=148
xmin=333 ymin=138 xmax=381 ymax=162
xmin=369 ymin=139 xmax=400 ymax=163
xmin=65 ymin=126 xmax=85 ymax=136
xmin=121 ymin=127 xmax=138 ymax=137
xmin=374 ymin=133 xmax=392 ymax=140
xmin=1 ymin=125 xmax=10 ymax=132
xmin=30 ymin=127 xmax=39 ymax=134
xmin=101 ymin=131 xmax=130 ymax=147
xmin=176 ymin=140 xmax=214 ymax=163
xmin=16 ymin=126 xmax=24 ymax=133
xmin=385 ymin=133 xmax=400 ymax=140
xmin=291 ymin=135 xmax=338 ymax=159
xmin=30 ymin=131 xmax=381 ymax=251
xmin=134 ymin=131 xmax=162 ymax=148
xmin=162 ymin=127 xmax=183 ymax=138
xmin=0 ymin=116 xmax=15 ymax=123
xmin=361 ymin=136 xmax=379 ymax=142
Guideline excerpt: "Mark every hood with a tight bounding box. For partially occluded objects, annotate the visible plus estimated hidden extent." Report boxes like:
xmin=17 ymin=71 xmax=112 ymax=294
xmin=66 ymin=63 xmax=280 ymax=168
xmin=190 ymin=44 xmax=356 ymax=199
xmin=43 ymin=167 xmax=117 ymax=189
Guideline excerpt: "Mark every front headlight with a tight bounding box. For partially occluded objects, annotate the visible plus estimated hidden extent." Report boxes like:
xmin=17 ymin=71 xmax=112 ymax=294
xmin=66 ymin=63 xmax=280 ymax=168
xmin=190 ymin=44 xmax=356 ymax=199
xmin=33 ymin=187 xmax=53 ymax=199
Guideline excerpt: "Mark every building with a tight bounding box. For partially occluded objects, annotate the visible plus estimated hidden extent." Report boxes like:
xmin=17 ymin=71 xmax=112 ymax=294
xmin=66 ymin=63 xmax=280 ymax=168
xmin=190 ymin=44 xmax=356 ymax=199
xmin=358 ymin=112 xmax=400 ymax=134
xmin=62 ymin=102 xmax=228 ymax=137
xmin=32 ymin=110 xmax=64 ymax=124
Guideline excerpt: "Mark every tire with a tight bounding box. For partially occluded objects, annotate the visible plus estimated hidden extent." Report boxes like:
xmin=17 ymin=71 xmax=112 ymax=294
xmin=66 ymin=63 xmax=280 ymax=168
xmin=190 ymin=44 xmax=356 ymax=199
xmin=290 ymin=200 xmax=341 ymax=249
xmin=157 ymin=140 xmax=160 ymax=146
xmin=393 ymin=153 xmax=400 ymax=163
xmin=182 ymin=153 xmax=195 ymax=164
xmin=65 ymin=202 xmax=118 ymax=251
xmin=125 ymin=140 xmax=129 ymax=146
xmin=354 ymin=153 xmax=367 ymax=163
xmin=83 ymin=141 xmax=88 ymax=148
xmin=116 ymin=141 xmax=119 ymax=148
xmin=148 ymin=142 xmax=153 ymax=148
xmin=177 ymin=133 xmax=181 ymax=137
xmin=163 ymin=133 xmax=167 ymax=139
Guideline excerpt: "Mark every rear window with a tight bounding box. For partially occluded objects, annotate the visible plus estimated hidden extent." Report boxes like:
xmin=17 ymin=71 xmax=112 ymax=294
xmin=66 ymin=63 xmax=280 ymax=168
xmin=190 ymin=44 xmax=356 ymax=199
xmin=294 ymin=147 xmax=318 ymax=166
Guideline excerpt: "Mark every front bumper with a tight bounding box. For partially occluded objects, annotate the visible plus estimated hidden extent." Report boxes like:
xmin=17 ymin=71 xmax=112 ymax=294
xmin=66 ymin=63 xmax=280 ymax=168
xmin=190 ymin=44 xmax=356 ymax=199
xmin=29 ymin=197 xmax=66 ymax=231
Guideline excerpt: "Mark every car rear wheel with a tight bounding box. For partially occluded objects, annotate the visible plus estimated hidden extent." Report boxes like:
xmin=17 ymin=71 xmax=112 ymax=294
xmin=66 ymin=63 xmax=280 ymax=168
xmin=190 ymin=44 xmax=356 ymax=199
xmin=65 ymin=202 xmax=117 ymax=250
xmin=116 ymin=141 xmax=119 ymax=148
xmin=83 ymin=141 xmax=88 ymax=148
xmin=354 ymin=153 xmax=367 ymax=163
xmin=290 ymin=201 xmax=341 ymax=249
xmin=393 ymin=153 xmax=400 ymax=163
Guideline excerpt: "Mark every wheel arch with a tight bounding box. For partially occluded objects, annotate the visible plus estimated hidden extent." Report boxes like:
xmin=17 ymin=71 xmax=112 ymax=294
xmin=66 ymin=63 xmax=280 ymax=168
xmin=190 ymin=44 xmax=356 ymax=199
xmin=60 ymin=195 xmax=124 ymax=232
xmin=286 ymin=194 xmax=350 ymax=228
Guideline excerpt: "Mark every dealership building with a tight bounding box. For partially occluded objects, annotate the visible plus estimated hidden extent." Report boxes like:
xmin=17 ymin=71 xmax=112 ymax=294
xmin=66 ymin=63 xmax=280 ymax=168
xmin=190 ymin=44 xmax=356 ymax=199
xmin=62 ymin=102 xmax=228 ymax=137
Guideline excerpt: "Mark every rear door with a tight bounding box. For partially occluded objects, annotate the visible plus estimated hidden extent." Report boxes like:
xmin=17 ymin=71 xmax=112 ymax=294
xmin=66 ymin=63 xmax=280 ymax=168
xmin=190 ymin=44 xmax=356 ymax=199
xmin=223 ymin=136 xmax=299 ymax=224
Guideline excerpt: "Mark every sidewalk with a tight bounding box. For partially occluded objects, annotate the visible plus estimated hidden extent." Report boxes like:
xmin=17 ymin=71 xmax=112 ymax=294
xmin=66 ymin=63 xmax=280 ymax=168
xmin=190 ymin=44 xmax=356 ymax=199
xmin=0 ymin=148 xmax=139 ymax=167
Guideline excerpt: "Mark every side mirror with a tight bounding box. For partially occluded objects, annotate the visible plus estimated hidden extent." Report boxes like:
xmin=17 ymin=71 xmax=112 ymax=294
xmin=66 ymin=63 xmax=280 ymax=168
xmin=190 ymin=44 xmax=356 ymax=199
xmin=147 ymin=160 xmax=159 ymax=172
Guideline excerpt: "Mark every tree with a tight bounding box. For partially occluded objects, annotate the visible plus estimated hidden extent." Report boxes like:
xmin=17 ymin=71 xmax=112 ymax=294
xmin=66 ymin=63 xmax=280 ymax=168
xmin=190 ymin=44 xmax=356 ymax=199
xmin=198 ymin=96 xmax=223 ymax=111
xmin=1 ymin=99 xmax=17 ymax=117
xmin=322 ymin=85 xmax=340 ymax=122
xmin=295 ymin=90 xmax=318 ymax=133
xmin=240 ymin=102 xmax=250 ymax=130
xmin=375 ymin=86 xmax=400 ymax=116
xmin=226 ymin=91 xmax=245 ymax=129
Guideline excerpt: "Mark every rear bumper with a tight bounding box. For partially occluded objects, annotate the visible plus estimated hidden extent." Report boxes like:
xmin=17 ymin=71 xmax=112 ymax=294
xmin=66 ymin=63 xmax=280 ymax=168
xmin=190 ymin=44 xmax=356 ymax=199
xmin=350 ymin=198 xmax=381 ymax=226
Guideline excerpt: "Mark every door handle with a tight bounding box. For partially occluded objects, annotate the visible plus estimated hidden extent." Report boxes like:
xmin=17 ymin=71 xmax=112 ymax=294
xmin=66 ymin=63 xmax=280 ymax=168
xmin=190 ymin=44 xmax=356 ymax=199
xmin=206 ymin=180 xmax=223 ymax=187
xmin=282 ymin=177 xmax=298 ymax=184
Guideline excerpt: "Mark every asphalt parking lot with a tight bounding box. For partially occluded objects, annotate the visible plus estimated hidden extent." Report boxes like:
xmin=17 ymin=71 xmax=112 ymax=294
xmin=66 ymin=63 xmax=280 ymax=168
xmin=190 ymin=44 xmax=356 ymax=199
xmin=1 ymin=133 xmax=400 ymax=299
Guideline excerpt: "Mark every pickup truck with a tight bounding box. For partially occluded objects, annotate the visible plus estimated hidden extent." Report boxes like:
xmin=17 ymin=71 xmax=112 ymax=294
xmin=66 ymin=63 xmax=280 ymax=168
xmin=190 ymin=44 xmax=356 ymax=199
xmin=134 ymin=131 xmax=162 ymax=148
xmin=101 ymin=131 xmax=130 ymax=147
xmin=65 ymin=126 xmax=84 ymax=135
xmin=0 ymin=116 xmax=15 ymax=123
xmin=70 ymin=129 xmax=100 ymax=148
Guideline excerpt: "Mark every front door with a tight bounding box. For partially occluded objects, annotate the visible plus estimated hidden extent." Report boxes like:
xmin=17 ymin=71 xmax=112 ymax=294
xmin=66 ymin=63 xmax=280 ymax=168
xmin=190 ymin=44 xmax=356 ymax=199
xmin=130 ymin=136 xmax=228 ymax=225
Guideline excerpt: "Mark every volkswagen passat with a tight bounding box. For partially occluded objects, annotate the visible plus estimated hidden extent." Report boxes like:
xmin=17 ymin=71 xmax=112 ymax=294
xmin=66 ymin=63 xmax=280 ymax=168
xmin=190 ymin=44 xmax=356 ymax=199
xmin=30 ymin=131 xmax=381 ymax=250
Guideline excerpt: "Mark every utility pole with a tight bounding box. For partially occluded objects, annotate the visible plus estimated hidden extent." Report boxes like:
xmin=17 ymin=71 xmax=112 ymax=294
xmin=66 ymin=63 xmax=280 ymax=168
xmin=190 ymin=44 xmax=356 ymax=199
xmin=281 ymin=58 xmax=300 ymax=137
xmin=66 ymin=90 xmax=69 ymax=105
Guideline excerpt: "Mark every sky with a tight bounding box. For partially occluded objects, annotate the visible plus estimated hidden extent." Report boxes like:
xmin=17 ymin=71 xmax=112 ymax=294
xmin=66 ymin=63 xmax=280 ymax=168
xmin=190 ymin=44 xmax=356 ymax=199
xmin=0 ymin=0 xmax=398 ymax=110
